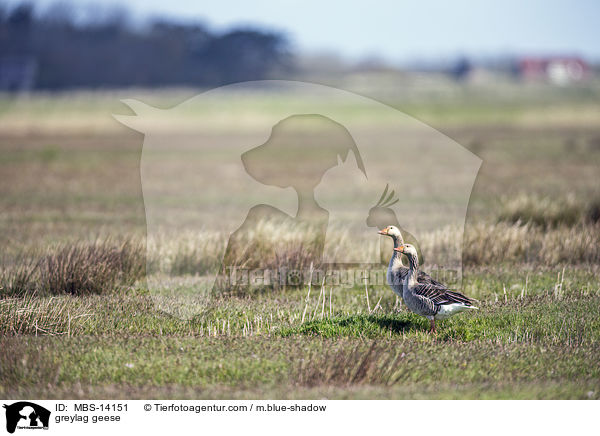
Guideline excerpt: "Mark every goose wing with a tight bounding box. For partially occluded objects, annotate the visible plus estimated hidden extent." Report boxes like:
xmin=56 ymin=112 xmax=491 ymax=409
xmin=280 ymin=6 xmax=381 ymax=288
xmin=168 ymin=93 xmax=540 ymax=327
xmin=416 ymin=270 xmax=444 ymax=287
xmin=412 ymin=283 xmax=474 ymax=306
xmin=393 ymin=268 xmax=445 ymax=287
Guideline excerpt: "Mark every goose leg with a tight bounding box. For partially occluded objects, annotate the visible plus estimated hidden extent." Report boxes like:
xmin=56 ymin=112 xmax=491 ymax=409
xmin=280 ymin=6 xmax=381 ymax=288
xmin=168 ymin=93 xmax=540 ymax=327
xmin=393 ymin=296 xmax=401 ymax=312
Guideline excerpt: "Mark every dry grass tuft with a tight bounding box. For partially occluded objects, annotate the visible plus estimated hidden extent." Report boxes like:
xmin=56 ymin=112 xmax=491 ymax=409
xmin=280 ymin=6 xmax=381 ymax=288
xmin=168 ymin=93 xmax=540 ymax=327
xmin=147 ymin=231 xmax=224 ymax=276
xmin=37 ymin=240 xmax=145 ymax=295
xmin=496 ymin=193 xmax=593 ymax=228
xmin=147 ymin=220 xmax=326 ymax=278
xmin=1 ymin=239 xmax=145 ymax=297
xmin=463 ymin=222 xmax=600 ymax=265
xmin=0 ymin=294 xmax=94 ymax=335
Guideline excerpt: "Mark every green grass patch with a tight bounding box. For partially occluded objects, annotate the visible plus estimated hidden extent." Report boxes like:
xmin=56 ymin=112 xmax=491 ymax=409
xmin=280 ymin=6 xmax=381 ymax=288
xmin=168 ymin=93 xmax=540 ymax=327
xmin=2 ymin=335 xmax=598 ymax=399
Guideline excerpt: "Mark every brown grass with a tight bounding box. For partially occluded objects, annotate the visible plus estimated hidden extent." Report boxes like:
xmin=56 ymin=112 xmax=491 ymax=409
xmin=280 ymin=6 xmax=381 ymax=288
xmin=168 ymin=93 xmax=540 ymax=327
xmin=463 ymin=222 xmax=600 ymax=266
xmin=0 ymin=239 xmax=145 ymax=297
xmin=496 ymin=193 xmax=600 ymax=228
xmin=0 ymin=294 xmax=94 ymax=335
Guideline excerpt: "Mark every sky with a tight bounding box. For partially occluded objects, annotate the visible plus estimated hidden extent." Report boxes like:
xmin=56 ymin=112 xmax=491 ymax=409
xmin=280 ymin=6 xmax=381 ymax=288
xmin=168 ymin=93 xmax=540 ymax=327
xmin=21 ymin=0 xmax=600 ymax=63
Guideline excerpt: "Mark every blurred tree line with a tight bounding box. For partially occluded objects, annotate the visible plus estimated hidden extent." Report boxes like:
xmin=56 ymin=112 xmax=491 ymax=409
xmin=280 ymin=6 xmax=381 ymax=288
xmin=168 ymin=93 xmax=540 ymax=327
xmin=0 ymin=2 xmax=292 ymax=89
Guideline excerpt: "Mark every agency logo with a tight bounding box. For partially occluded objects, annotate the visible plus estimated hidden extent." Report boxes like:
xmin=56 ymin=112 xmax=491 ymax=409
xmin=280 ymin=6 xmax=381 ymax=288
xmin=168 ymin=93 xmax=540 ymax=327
xmin=3 ymin=402 xmax=50 ymax=433
xmin=115 ymin=80 xmax=481 ymax=319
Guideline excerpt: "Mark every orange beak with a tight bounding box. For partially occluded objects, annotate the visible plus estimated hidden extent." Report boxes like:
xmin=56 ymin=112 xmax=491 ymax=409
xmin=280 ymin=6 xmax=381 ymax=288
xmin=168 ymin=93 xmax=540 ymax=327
xmin=378 ymin=228 xmax=388 ymax=235
xmin=394 ymin=245 xmax=405 ymax=253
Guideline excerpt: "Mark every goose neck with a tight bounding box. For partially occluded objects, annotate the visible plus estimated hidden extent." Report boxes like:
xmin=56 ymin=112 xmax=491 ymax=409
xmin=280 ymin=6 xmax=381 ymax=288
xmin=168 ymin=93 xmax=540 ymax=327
xmin=405 ymin=253 xmax=419 ymax=287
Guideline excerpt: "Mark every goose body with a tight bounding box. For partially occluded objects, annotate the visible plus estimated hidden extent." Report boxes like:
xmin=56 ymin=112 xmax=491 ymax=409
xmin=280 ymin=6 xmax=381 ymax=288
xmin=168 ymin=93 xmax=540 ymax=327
xmin=378 ymin=226 xmax=442 ymax=299
xmin=395 ymin=243 xmax=477 ymax=332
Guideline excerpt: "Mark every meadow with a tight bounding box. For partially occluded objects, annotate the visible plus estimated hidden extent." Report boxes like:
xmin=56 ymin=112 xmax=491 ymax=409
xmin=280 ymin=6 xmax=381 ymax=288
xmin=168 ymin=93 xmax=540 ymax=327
xmin=1 ymin=76 xmax=599 ymax=399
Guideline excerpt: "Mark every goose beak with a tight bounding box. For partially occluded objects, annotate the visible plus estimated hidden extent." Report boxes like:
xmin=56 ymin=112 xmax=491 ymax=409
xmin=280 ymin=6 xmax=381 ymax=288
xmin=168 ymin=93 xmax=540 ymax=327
xmin=394 ymin=246 xmax=405 ymax=253
xmin=378 ymin=228 xmax=388 ymax=235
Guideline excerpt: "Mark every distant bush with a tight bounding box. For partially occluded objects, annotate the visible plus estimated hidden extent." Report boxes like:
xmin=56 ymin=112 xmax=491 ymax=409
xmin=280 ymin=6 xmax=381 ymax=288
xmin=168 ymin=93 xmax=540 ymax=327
xmin=0 ymin=2 xmax=290 ymax=89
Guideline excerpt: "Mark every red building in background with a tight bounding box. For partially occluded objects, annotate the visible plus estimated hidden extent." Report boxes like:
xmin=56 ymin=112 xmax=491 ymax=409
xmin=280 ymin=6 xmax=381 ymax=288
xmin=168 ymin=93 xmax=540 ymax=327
xmin=518 ymin=57 xmax=590 ymax=84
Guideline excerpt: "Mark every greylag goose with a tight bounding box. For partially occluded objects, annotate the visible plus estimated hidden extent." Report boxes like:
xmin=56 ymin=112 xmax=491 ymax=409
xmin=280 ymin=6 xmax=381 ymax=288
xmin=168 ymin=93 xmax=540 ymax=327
xmin=378 ymin=226 xmax=442 ymax=300
xmin=394 ymin=243 xmax=477 ymax=332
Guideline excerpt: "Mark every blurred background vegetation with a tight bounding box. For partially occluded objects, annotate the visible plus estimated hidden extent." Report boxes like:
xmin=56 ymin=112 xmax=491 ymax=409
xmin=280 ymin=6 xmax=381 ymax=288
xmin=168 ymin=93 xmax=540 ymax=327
xmin=0 ymin=1 xmax=291 ymax=88
xmin=1 ymin=1 xmax=599 ymax=90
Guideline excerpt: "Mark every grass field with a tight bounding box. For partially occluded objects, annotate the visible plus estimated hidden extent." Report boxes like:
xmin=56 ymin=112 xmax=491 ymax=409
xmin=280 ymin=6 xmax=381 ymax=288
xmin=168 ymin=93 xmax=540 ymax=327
xmin=1 ymin=77 xmax=600 ymax=399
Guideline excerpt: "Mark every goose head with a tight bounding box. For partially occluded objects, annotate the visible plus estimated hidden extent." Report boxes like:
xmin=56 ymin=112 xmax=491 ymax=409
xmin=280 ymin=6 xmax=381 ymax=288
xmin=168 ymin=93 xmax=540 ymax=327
xmin=378 ymin=225 xmax=403 ymax=241
xmin=394 ymin=244 xmax=419 ymax=261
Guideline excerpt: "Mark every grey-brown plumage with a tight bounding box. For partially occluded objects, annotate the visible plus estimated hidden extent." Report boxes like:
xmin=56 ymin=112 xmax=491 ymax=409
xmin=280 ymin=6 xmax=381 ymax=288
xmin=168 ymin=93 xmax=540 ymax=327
xmin=378 ymin=226 xmax=442 ymax=300
xmin=395 ymin=243 xmax=477 ymax=332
